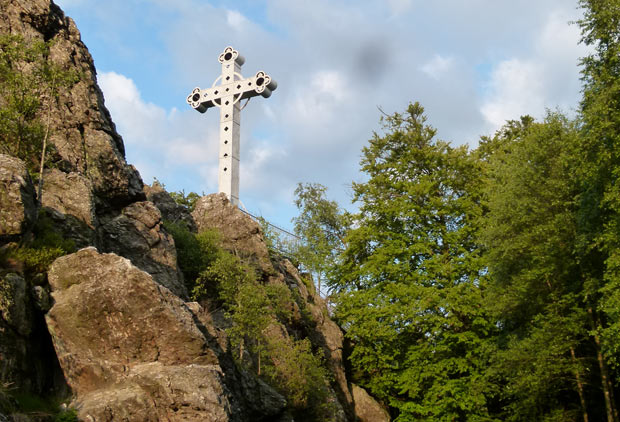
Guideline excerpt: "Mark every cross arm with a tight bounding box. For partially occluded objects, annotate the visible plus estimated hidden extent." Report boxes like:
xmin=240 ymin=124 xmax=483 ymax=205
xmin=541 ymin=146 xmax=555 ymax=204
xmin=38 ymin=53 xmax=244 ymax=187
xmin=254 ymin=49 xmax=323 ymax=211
xmin=186 ymin=71 xmax=277 ymax=113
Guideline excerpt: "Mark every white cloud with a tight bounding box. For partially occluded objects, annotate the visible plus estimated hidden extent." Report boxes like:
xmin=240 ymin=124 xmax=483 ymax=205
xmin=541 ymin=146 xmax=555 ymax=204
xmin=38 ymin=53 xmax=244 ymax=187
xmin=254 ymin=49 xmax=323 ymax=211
xmin=479 ymin=8 xmax=588 ymax=132
xmin=289 ymin=70 xmax=350 ymax=125
xmin=420 ymin=54 xmax=454 ymax=80
xmin=98 ymin=71 xmax=219 ymax=192
xmin=226 ymin=10 xmax=249 ymax=31
xmin=480 ymin=59 xmax=544 ymax=129
xmin=537 ymin=10 xmax=584 ymax=59
xmin=387 ymin=0 xmax=414 ymax=15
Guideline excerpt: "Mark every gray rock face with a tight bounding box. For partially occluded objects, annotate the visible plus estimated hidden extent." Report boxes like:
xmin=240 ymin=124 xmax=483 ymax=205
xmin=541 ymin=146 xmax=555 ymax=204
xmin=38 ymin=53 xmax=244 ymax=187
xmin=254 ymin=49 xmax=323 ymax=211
xmin=0 ymin=273 xmax=32 ymax=338
xmin=145 ymin=183 xmax=197 ymax=232
xmin=0 ymin=155 xmax=37 ymax=240
xmin=192 ymin=193 xmax=273 ymax=275
xmin=46 ymin=248 xmax=286 ymax=422
xmin=40 ymin=169 xmax=96 ymax=248
xmin=0 ymin=273 xmax=58 ymax=394
xmin=0 ymin=0 xmax=145 ymax=208
xmin=100 ymin=201 xmax=188 ymax=298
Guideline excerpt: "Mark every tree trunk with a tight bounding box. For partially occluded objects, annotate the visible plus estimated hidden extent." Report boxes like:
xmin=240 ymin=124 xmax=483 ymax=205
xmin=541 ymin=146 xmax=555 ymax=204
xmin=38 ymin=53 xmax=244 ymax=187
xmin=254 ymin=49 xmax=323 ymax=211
xmin=37 ymin=94 xmax=53 ymax=210
xmin=257 ymin=338 xmax=261 ymax=376
xmin=589 ymin=307 xmax=616 ymax=422
xmin=571 ymin=346 xmax=589 ymax=422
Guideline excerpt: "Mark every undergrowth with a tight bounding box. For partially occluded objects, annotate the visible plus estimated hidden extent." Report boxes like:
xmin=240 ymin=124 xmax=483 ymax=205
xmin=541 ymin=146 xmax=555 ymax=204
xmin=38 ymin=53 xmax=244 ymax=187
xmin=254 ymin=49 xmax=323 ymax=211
xmin=165 ymin=220 xmax=335 ymax=420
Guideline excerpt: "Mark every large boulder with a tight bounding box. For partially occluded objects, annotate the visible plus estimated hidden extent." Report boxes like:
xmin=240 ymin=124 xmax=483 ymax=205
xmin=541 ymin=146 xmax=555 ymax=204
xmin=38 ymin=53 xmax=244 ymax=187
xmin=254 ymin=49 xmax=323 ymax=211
xmin=0 ymin=155 xmax=37 ymax=241
xmin=100 ymin=201 xmax=187 ymax=298
xmin=192 ymin=193 xmax=273 ymax=275
xmin=46 ymin=247 xmax=286 ymax=421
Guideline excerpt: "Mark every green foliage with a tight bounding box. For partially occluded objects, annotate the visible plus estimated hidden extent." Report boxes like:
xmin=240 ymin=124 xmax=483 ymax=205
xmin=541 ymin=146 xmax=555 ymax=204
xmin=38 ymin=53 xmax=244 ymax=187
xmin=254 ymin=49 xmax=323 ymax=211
xmin=292 ymin=183 xmax=349 ymax=295
xmin=0 ymin=211 xmax=75 ymax=278
xmin=169 ymin=189 xmax=201 ymax=212
xmin=54 ymin=408 xmax=78 ymax=422
xmin=0 ymin=34 xmax=79 ymax=174
xmin=164 ymin=221 xmax=219 ymax=293
xmin=576 ymin=1 xmax=620 ymax=388
xmin=5 ymin=390 xmax=76 ymax=420
xmin=193 ymin=249 xmax=255 ymax=304
xmin=332 ymin=103 xmax=494 ymax=421
xmin=169 ymin=220 xmax=332 ymax=418
xmin=262 ymin=336 xmax=333 ymax=420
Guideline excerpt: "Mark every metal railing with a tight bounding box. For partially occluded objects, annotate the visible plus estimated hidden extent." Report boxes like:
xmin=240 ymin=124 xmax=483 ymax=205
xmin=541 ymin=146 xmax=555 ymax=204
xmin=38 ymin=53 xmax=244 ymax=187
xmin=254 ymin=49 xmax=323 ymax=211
xmin=238 ymin=208 xmax=301 ymax=258
xmin=238 ymin=207 xmax=332 ymax=299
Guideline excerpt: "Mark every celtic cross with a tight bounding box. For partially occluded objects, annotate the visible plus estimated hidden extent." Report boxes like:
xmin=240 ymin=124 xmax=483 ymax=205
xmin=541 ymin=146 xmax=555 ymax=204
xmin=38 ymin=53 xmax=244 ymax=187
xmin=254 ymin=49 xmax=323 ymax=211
xmin=187 ymin=46 xmax=277 ymax=206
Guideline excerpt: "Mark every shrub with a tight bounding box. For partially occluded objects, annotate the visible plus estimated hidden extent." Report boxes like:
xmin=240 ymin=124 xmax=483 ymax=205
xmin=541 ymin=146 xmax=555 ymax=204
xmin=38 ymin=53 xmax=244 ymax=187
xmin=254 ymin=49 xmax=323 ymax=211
xmin=54 ymin=408 xmax=78 ymax=422
xmin=164 ymin=221 xmax=219 ymax=292
xmin=0 ymin=211 xmax=75 ymax=279
xmin=263 ymin=337 xmax=333 ymax=420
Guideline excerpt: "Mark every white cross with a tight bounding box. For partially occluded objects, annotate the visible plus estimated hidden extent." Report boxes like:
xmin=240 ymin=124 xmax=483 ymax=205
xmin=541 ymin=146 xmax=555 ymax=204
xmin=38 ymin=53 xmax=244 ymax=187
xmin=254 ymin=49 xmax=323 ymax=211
xmin=187 ymin=46 xmax=277 ymax=206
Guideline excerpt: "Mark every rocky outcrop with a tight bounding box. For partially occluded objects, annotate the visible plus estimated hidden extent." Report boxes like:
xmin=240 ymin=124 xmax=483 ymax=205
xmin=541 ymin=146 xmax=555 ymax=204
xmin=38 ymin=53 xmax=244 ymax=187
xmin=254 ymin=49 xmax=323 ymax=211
xmin=40 ymin=169 xmax=96 ymax=248
xmin=145 ymin=183 xmax=197 ymax=232
xmin=0 ymin=155 xmax=37 ymax=241
xmin=192 ymin=193 xmax=273 ymax=275
xmin=0 ymin=0 xmax=144 ymax=209
xmin=191 ymin=193 xmax=386 ymax=422
xmin=46 ymin=247 xmax=287 ymax=422
xmin=100 ymin=201 xmax=188 ymax=298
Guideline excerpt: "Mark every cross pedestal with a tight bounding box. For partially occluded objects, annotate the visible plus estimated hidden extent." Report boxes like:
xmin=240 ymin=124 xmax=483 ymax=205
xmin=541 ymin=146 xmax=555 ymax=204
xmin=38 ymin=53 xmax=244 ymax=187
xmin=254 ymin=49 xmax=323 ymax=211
xmin=187 ymin=46 xmax=277 ymax=206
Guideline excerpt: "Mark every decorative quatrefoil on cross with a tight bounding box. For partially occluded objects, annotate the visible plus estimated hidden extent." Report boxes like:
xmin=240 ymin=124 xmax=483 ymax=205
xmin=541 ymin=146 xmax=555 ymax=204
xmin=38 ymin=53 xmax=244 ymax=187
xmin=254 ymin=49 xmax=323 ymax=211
xmin=186 ymin=47 xmax=277 ymax=113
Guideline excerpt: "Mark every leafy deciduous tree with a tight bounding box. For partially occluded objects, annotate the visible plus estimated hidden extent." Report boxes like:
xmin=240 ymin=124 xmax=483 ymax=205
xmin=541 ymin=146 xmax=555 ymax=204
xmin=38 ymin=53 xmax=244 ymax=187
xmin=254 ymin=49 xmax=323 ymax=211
xmin=332 ymin=103 xmax=493 ymax=421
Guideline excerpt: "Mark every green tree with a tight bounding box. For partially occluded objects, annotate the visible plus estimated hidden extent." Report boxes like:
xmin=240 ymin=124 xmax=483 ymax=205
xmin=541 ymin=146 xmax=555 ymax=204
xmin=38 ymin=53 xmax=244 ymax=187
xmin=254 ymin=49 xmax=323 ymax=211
xmin=292 ymin=183 xmax=348 ymax=296
xmin=0 ymin=34 xmax=78 ymax=180
xmin=332 ymin=103 xmax=493 ymax=421
xmin=169 ymin=189 xmax=201 ymax=212
xmin=479 ymin=113 xmax=600 ymax=421
xmin=572 ymin=1 xmax=620 ymax=420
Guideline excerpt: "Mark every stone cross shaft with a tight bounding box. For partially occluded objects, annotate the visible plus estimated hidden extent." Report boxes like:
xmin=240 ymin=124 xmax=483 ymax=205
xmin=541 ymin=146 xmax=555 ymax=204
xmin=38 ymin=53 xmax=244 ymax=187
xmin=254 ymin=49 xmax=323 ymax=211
xmin=187 ymin=46 xmax=277 ymax=206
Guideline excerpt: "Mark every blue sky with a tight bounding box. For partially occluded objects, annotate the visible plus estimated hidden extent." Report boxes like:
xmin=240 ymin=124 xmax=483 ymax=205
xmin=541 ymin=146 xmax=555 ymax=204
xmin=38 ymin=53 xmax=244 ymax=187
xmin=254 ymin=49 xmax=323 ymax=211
xmin=54 ymin=0 xmax=588 ymax=230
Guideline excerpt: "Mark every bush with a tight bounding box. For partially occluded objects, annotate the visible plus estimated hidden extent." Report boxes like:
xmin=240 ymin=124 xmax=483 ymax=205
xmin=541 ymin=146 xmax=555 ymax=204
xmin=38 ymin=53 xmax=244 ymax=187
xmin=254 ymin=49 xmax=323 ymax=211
xmin=0 ymin=211 xmax=75 ymax=279
xmin=263 ymin=337 xmax=333 ymax=420
xmin=164 ymin=221 xmax=219 ymax=293
xmin=54 ymin=408 xmax=78 ymax=422
xmin=169 ymin=189 xmax=201 ymax=212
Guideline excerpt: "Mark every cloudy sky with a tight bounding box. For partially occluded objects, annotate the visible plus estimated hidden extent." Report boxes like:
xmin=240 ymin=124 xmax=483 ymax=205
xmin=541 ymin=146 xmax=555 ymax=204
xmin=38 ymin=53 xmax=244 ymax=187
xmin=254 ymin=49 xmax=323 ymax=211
xmin=54 ymin=0 xmax=589 ymax=229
